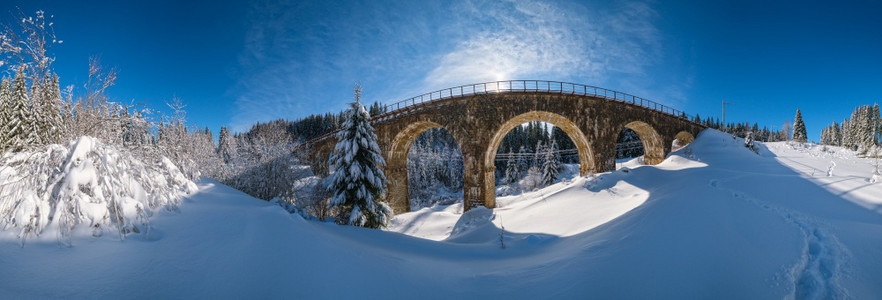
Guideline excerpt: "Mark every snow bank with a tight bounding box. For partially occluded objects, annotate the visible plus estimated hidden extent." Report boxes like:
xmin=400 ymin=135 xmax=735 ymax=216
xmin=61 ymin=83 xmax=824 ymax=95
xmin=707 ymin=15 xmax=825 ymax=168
xmin=0 ymin=136 xmax=197 ymax=245
xmin=2 ymin=129 xmax=882 ymax=298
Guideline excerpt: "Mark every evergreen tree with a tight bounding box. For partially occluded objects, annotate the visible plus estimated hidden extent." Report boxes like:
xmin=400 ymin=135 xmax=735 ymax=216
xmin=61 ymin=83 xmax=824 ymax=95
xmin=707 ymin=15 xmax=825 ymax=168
xmin=503 ymin=150 xmax=519 ymax=184
xmin=857 ymin=105 xmax=876 ymax=155
xmin=841 ymin=119 xmax=852 ymax=149
xmin=41 ymin=73 xmax=63 ymax=143
xmin=820 ymin=127 xmax=830 ymax=145
xmin=872 ymin=103 xmax=882 ymax=146
xmin=793 ymin=108 xmax=807 ymax=143
xmin=516 ymin=145 xmax=528 ymax=176
xmin=8 ymin=67 xmax=34 ymax=151
xmin=541 ymin=140 xmax=560 ymax=185
xmin=328 ymin=84 xmax=391 ymax=228
xmin=832 ymin=121 xmax=841 ymax=146
xmin=533 ymin=140 xmax=545 ymax=170
xmin=218 ymin=125 xmax=234 ymax=164
xmin=0 ymin=78 xmax=11 ymax=151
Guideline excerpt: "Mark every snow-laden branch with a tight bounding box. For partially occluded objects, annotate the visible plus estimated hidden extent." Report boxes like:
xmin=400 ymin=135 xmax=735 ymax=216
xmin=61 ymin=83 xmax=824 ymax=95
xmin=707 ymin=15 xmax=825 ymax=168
xmin=0 ymin=136 xmax=196 ymax=246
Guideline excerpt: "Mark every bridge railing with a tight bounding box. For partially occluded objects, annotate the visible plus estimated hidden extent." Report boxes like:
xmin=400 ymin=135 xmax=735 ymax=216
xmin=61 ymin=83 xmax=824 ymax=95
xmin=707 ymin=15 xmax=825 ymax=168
xmin=373 ymin=80 xmax=693 ymax=122
xmin=299 ymin=80 xmax=699 ymax=148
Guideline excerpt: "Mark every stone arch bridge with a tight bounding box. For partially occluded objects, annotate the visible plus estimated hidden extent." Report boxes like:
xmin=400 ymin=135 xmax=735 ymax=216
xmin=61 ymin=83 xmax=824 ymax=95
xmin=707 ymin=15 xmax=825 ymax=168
xmin=299 ymin=80 xmax=705 ymax=214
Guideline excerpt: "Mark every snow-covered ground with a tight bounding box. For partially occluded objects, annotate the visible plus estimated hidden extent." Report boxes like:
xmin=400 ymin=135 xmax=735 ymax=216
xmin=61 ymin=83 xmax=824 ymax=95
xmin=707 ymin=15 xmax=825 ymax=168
xmin=2 ymin=129 xmax=881 ymax=298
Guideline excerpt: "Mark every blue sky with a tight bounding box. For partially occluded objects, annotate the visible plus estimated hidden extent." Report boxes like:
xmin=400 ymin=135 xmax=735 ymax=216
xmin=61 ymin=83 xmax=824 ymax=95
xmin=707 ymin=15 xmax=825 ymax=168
xmin=1 ymin=0 xmax=880 ymax=141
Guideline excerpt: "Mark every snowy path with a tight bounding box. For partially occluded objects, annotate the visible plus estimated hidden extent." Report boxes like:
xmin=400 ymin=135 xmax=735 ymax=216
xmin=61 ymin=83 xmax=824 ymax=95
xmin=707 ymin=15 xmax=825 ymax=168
xmin=709 ymin=177 xmax=849 ymax=299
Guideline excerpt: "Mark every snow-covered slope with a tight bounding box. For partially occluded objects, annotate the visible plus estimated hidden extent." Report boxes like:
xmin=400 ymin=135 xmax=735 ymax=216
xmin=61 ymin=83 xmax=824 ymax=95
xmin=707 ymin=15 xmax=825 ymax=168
xmin=2 ymin=130 xmax=881 ymax=298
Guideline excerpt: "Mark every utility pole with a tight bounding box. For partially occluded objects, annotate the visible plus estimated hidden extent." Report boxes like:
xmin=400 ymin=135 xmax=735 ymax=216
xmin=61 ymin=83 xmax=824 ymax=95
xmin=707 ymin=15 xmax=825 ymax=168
xmin=722 ymin=100 xmax=734 ymax=131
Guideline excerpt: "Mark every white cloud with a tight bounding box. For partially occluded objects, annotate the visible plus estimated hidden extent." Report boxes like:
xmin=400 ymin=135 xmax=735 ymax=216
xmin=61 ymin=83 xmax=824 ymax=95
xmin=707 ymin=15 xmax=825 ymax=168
xmin=422 ymin=0 xmax=663 ymax=95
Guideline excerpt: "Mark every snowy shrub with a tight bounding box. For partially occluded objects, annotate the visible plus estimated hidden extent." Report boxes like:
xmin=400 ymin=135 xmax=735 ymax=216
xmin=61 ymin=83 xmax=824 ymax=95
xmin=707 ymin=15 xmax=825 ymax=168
xmin=275 ymin=175 xmax=338 ymax=221
xmin=270 ymin=197 xmax=300 ymax=215
xmin=518 ymin=166 xmax=544 ymax=192
xmin=0 ymin=136 xmax=197 ymax=245
xmin=826 ymin=161 xmax=836 ymax=177
xmin=744 ymin=132 xmax=759 ymax=154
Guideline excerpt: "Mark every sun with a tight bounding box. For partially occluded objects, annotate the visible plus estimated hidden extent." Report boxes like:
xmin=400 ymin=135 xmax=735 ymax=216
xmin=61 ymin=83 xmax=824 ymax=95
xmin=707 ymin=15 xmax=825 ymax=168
xmin=494 ymin=72 xmax=507 ymax=81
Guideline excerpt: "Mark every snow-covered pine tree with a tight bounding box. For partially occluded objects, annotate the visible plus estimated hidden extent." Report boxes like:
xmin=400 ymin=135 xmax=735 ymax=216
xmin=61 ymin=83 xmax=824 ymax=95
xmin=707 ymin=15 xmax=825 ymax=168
xmin=820 ymin=127 xmax=831 ymax=145
xmin=857 ymin=106 xmax=871 ymax=154
xmin=533 ymin=140 xmax=545 ymax=170
xmin=218 ymin=125 xmax=234 ymax=164
xmin=841 ymin=119 xmax=852 ymax=149
xmin=328 ymin=84 xmax=391 ymax=228
xmin=0 ymin=78 xmax=11 ymax=151
xmin=541 ymin=140 xmax=559 ymax=185
xmin=870 ymin=103 xmax=882 ymax=145
xmin=516 ymin=145 xmax=528 ymax=176
xmin=792 ymin=108 xmax=807 ymax=143
xmin=849 ymin=108 xmax=863 ymax=150
xmin=28 ymin=75 xmax=52 ymax=147
xmin=503 ymin=150 xmax=518 ymax=185
xmin=831 ymin=121 xmax=841 ymax=146
xmin=41 ymin=73 xmax=63 ymax=144
xmin=872 ymin=103 xmax=882 ymax=146
xmin=8 ymin=67 xmax=35 ymax=151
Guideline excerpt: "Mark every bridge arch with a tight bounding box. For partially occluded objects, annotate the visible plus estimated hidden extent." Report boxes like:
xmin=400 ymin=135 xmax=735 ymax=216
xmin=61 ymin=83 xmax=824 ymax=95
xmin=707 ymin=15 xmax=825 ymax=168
xmin=386 ymin=120 xmax=463 ymax=213
xmin=483 ymin=111 xmax=595 ymax=208
xmin=673 ymin=130 xmax=696 ymax=150
xmin=620 ymin=120 xmax=665 ymax=165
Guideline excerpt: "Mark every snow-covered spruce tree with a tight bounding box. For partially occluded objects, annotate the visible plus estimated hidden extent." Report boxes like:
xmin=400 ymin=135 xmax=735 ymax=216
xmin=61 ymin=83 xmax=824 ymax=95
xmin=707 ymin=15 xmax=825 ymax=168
xmin=857 ymin=105 xmax=876 ymax=155
xmin=872 ymin=103 xmax=882 ymax=148
xmin=516 ymin=146 xmax=528 ymax=177
xmin=820 ymin=127 xmax=831 ymax=146
xmin=792 ymin=108 xmax=807 ymax=143
xmin=218 ymin=125 xmax=234 ymax=164
xmin=831 ymin=121 xmax=842 ymax=146
xmin=849 ymin=107 xmax=864 ymax=151
xmin=841 ymin=119 xmax=852 ymax=149
xmin=0 ymin=78 xmax=11 ymax=151
xmin=533 ymin=140 xmax=545 ymax=170
xmin=503 ymin=150 xmax=519 ymax=185
xmin=328 ymin=84 xmax=391 ymax=228
xmin=7 ymin=66 xmax=36 ymax=151
xmin=541 ymin=140 xmax=560 ymax=185
xmin=38 ymin=73 xmax=63 ymax=144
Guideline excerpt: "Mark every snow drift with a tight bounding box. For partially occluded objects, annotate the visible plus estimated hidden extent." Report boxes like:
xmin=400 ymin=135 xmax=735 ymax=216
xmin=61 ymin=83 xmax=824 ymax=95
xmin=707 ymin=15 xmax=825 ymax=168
xmin=0 ymin=136 xmax=197 ymax=245
xmin=1 ymin=130 xmax=881 ymax=299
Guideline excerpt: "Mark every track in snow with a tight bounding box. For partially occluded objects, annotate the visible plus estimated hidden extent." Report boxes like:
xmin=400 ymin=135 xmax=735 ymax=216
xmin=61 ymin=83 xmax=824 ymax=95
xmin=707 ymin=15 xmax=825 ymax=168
xmin=708 ymin=178 xmax=850 ymax=299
